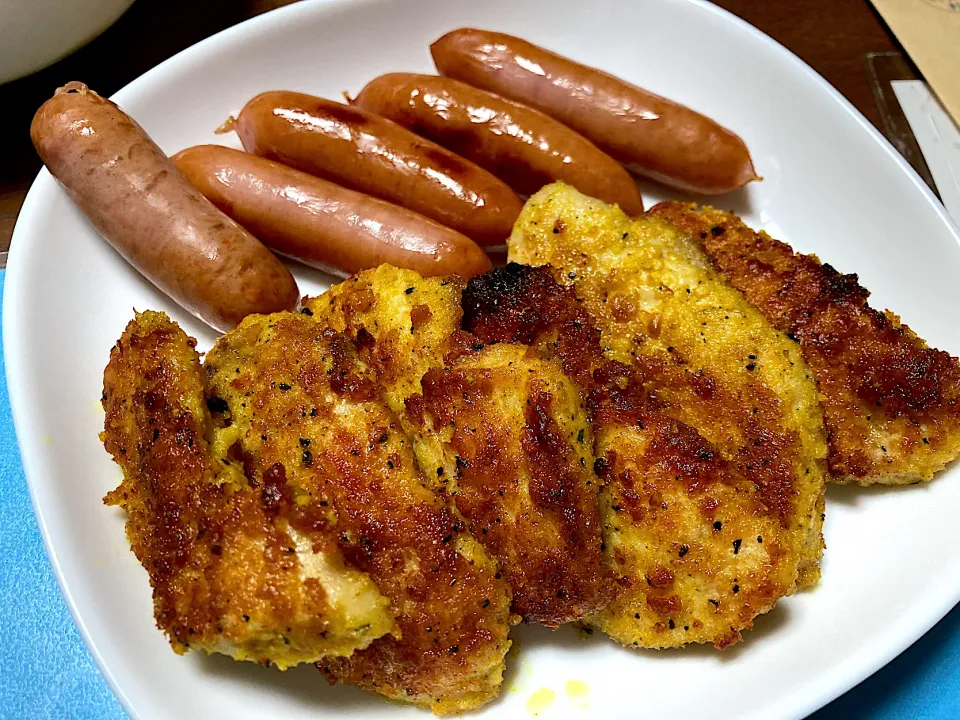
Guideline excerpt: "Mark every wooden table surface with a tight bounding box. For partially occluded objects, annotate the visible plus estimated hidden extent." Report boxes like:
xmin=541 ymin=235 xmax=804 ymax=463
xmin=0 ymin=0 xmax=902 ymax=256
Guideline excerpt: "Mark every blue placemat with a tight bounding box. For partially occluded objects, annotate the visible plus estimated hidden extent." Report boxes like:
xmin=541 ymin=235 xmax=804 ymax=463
xmin=0 ymin=270 xmax=123 ymax=718
xmin=1 ymin=266 xmax=958 ymax=719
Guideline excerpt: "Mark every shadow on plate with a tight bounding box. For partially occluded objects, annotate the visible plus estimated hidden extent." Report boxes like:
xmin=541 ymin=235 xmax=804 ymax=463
xmin=637 ymin=601 xmax=795 ymax=664
xmin=285 ymin=260 xmax=343 ymax=297
xmin=635 ymin=177 xmax=758 ymax=217
xmin=826 ymin=477 xmax=937 ymax=509
xmin=196 ymin=653 xmax=383 ymax=713
xmin=503 ymin=598 xmax=794 ymax=669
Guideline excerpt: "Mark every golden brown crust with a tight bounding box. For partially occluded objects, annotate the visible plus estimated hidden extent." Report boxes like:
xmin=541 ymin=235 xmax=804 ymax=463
xmin=409 ymin=345 xmax=616 ymax=626
xmin=102 ymin=308 xmax=510 ymax=710
xmin=101 ymin=311 xmax=391 ymax=667
xmin=650 ymin=201 xmax=960 ymax=485
xmin=462 ymin=264 xmax=800 ymax=648
xmin=308 ymin=265 xmax=615 ymax=627
xmin=501 ymin=184 xmax=829 ymax=645
xmin=203 ymin=311 xmax=512 ymax=713
xmin=594 ymin=414 xmax=794 ymax=649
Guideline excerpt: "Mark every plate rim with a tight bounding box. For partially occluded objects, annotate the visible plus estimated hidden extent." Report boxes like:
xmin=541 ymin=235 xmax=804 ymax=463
xmin=6 ymin=0 xmax=960 ymax=717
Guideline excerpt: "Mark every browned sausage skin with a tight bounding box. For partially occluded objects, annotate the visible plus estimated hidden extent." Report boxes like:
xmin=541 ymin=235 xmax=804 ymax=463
xmin=236 ymin=91 xmax=522 ymax=246
xmin=354 ymin=73 xmax=645 ymax=216
xmin=431 ymin=29 xmax=758 ymax=195
xmin=31 ymin=83 xmax=298 ymax=331
xmin=173 ymin=145 xmax=492 ymax=279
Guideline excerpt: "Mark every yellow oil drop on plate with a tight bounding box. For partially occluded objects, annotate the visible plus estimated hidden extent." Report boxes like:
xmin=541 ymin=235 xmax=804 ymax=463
xmin=565 ymin=679 xmax=590 ymax=710
xmin=526 ymin=687 xmax=556 ymax=716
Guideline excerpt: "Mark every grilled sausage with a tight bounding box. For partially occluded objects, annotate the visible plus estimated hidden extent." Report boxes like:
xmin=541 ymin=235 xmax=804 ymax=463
xmin=172 ymin=145 xmax=492 ymax=278
xmin=431 ymin=29 xmax=758 ymax=195
xmin=235 ymin=91 xmax=522 ymax=246
xmin=30 ymin=83 xmax=298 ymax=332
xmin=354 ymin=73 xmax=645 ymax=215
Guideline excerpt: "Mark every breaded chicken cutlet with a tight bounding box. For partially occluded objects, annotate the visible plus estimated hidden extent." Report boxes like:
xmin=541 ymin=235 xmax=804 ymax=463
xmin=102 ymin=311 xmax=396 ymax=668
xmin=504 ymin=184 xmax=829 ymax=646
xmin=103 ymin=310 xmax=513 ymax=714
xmin=205 ymin=311 xmax=513 ymax=713
xmin=650 ymin=201 xmax=960 ymax=485
xmin=508 ymin=183 xmax=829 ymax=586
xmin=305 ymin=266 xmax=615 ymax=627
xmin=464 ymin=264 xmax=815 ymax=649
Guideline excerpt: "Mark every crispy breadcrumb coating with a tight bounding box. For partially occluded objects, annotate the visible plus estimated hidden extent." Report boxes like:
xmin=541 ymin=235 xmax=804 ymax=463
xmin=651 ymin=201 xmax=960 ymax=485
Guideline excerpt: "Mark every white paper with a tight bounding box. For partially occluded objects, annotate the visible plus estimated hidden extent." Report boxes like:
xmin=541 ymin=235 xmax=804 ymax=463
xmin=892 ymin=79 xmax=960 ymax=228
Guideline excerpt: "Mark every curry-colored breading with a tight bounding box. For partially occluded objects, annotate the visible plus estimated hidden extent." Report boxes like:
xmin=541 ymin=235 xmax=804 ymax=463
xmin=203 ymin=311 xmax=513 ymax=714
xmin=463 ymin=265 xmax=804 ymax=648
xmin=101 ymin=311 xmax=395 ymax=669
xmin=409 ymin=344 xmax=615 ymax=626
xmin=508 ymin=184 xmax=829 ymax=592
xmin=650 ymin=201 xmax=960 ymax=485
xmin=306 ymin=266 xmax=615 ymax=626
xmin=304 ymin=266 xmax=468 ymax=416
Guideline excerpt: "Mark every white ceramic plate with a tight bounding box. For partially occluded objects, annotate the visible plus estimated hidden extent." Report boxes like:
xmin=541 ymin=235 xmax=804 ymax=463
xmin=7 ymin=0 xmax=960 ymax=718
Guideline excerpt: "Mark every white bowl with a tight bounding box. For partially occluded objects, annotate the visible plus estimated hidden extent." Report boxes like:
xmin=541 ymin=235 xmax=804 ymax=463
xmin=0 ymin=0 xmax=135 ymax=84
